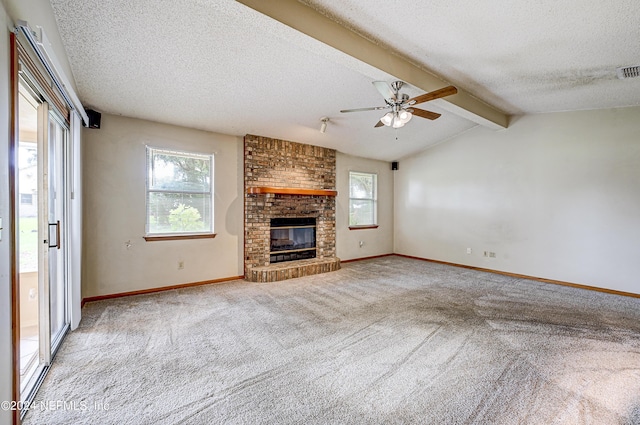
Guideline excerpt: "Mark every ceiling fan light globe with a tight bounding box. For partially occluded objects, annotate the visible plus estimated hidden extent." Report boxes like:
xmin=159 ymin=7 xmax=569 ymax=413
xmin=392 ymin=119 xmax=405 ymax=128
xmin=398 ymin=110 xmax=413 ymax=123
xmin=381 ymin=112 xmax=393 ymax=126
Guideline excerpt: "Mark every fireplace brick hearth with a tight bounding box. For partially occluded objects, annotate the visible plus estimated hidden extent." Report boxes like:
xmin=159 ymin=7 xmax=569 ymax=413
xmin=244 ymin=135 xmax=340 ymax=282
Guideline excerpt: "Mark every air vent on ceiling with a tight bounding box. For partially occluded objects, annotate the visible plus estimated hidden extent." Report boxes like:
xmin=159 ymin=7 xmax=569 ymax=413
xmin=616 ymin=65 xmax=640 ymax=79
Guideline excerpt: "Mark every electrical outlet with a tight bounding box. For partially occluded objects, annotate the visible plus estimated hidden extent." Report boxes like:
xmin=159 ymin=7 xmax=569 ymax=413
xmin=466 ymin=248 xmax=472 ymax=254
xmin=178 ymin=261 xmax=184 ymax=270
xmin=489 ymin=252 xmax=496 ymax=258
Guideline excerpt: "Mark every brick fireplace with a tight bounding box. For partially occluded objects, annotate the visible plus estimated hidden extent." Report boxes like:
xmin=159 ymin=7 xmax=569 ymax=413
xmin=244 ymin=135 xmax=340 ymax=282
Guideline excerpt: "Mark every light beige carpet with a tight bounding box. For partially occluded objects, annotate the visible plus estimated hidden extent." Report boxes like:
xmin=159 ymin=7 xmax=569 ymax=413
xmin=23 ymin=256 xmax=640 ymax=424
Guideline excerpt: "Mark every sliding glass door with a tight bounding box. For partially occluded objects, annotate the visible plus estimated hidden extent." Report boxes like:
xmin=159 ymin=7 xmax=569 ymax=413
xmin=47 ymin=107 xmax=69 ymax=353
xmin=17 ymin=79 xmax=70 ymax=401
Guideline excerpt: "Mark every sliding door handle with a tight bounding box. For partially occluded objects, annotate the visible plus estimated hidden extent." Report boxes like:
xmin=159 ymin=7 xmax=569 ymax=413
xmin=47 ymin=220 xmax=61 ymax=249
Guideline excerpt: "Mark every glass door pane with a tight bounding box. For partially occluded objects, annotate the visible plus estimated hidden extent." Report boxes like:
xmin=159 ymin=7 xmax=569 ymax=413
xmin=48 ymin=113 xmax=68 ymax=350
xmin=17 ymin=83 xmax=41 ymax=393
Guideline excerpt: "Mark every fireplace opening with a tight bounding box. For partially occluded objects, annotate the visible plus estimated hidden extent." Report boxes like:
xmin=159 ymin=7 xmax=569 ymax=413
xmin=270 ymin=217 xmax=316 ymax=263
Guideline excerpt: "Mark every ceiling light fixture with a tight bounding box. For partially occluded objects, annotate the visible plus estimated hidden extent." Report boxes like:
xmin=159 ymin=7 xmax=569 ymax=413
xmin=380 ymin=109 xmax=412 ymax=128
xmin=342 ymin=80 xmax=455 ymax=129
xmin=320 ymin=117 xmax=329 ymax=133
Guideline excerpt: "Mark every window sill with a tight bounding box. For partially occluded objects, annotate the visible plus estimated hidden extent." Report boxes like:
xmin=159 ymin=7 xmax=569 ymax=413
xmin=348 ymin=225 xmax=379 ymax=230
xmin=144 ymin=234 xmax=217 ymax=242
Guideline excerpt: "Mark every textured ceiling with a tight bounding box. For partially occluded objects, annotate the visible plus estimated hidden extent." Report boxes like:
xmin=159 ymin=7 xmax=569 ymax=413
xmin=303 ymin=0 xmax=640 ymax=115
xmin=49 ymin=0 xmax=640 ymax=161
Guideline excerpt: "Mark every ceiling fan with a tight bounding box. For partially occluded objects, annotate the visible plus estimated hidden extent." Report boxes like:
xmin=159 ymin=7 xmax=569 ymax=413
xmin=340 ymin=81 xmax=458 ymax=128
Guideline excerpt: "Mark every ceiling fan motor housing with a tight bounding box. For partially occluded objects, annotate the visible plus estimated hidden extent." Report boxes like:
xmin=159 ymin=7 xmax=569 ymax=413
xmin=391 ymin=80 xmax=404 ymax=93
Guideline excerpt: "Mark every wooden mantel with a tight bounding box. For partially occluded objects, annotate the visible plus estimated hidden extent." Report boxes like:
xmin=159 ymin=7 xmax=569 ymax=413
xmin=246 ymin=187 xmax=337 ymax=196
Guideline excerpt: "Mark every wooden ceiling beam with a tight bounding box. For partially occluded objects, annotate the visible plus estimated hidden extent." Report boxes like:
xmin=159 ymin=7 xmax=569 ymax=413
xmin=236 ymin=0 xmax=508 ymax=129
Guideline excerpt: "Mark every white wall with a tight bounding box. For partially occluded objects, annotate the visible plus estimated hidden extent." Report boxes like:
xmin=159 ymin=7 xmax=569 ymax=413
xmin=336 ymin=152 xmax=393 ymax=260
xmin=395 ymin=107 xmax=640 ymax=294
xmin=82 ymin=114 xmax=243 ymax=298
xmin=0 ymin=3 xmax=13 ymax=423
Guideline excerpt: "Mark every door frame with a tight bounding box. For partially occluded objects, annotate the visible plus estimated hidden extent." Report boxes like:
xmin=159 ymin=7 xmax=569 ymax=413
xmin=10 ymin=31 xmax=73 ymax=421
xmin=10 ymin=30 xmax=21 ymax=425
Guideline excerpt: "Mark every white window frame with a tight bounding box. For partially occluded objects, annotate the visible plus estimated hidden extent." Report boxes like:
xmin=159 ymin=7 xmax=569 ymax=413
xmin=349 ymin=171 xmax=378 ymax=227
xmin=145 ymin=146 xmax=214 ymax=238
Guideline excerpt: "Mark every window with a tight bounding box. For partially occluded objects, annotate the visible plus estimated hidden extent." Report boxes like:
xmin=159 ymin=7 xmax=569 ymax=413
xmin=20 ymin=193 xmax=33 ymax=204
xmin=349 ymin=171 xmax=377 ymax=227
xmin=146 ymin=147 xmax=214 ymax=237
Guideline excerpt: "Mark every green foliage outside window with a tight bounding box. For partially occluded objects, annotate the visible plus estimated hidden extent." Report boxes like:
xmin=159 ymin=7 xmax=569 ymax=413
xmin=168 ymin=204 xmax=203 ymax=231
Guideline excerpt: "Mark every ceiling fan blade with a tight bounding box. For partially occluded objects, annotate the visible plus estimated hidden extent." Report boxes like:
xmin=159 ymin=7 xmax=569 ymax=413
xmin=411 ymin=108 xmax=442 ymax=120
xmin=340 ymin=106 xmax=388 ymax=113
xmin=373 ymin=81 xmax=395 ymax=100
xmin=374 ymin=120 xmax=385 ymax=128
xmin=408 ymin=85 xmax=458 ymax=106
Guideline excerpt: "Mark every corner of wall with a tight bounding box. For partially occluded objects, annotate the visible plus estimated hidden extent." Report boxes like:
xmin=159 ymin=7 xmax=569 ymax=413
xmin=237 ymin=135 xmax=245 ymax=277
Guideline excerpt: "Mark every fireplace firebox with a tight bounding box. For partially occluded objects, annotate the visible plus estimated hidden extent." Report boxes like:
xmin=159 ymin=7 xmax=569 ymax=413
xmin=270 ymin=217 xmax=316 ymax=263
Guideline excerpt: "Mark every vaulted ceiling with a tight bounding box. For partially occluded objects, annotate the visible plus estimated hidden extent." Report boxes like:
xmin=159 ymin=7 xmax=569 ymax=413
xmin=49 ymin=0 xmax=640 ymax=161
